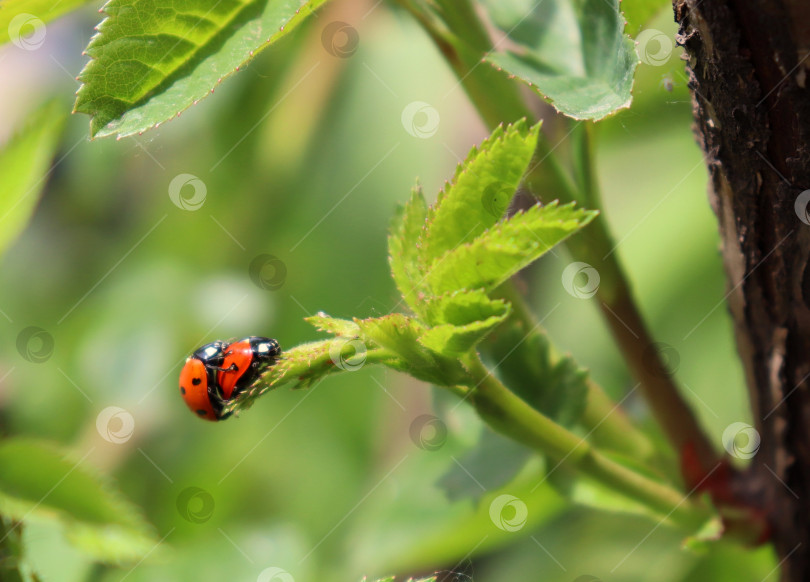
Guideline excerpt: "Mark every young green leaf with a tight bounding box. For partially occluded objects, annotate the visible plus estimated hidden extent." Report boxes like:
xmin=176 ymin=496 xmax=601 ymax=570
xmin=0 ymin=101 xmax=65 ymax=258
xmin=482 ymin=0 xmax=638 ymax=120
xmin=388 ymin=186 xmax=428 ymax=315
xmin=0 ymin=0 xmax=96 ymax=47
xmin=74 ymin=0 xmax=327 ymax=138
xmin=487 ymin=322 xmax=588 ymax=428
xmin=418 ymin=297 xmax=510 ymax=357
xmin=354 ymin=314 xmax=434 ymax=371
xmin=424 ymin=202 xmax=597 ymax=296
xmin=305 ymin=312 xmax=360 ymax=337
xmin=0 ymin=439 xmax=158 ymax=564
xmin=354 ymin=315 xmax=467 ymax=386
xmin=423 ymin=289 xmax=507 ymax=327
xmin=419 ymin=120 xmax=540 ymax=266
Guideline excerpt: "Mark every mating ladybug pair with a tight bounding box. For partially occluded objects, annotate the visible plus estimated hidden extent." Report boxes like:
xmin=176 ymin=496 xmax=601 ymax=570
xmin=179 ymin=336 xmax=281 ymax=421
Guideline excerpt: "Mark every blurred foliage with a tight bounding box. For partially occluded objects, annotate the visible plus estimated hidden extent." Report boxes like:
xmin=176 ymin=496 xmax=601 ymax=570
xmin=0 ymin=1 xmax=774 ymax=582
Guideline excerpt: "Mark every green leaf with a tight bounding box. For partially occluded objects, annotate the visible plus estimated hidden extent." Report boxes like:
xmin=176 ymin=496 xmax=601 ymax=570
xmin=424 ymin=202 xmax=597 ymax=295
xmin=354 ymin=315 xmax=466 ymax=386
xmin=305 ymin=312 xmax=360 ymax=337
xmin=682 ymin=514 xmax=724 ymax=552
xmin=0 ymin=101 xmax=65 ymax=258
xmin=0 ymin=0 xmax=96 ymax=47
xmin=419 ymin=120 xmax=540 ymax=266
xmin=487 ymin=321 xmax=588 ymax=428
xmin=423 ymin=289 xmax=507 ymax=327
xmin=418 ymin=295 xmax=510 ymax=357
xmin=388 ymin=186 xmax=428 ymax=315
xmin=354 ymin=315 xmax=433 ymax=373
xmin=74 ymin=0 xmax=328 ymax=138
xmin=482 ymin=0 xmax=638 ymax=120
xmin=0 ymin=439 xmax=158 ymax=564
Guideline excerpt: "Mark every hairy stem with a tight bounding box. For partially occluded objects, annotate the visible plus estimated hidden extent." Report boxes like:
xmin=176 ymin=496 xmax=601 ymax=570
xmin=495 ymin=281 xmax=657 ymax=461
xmin=466 ymin=355 xmax=711 ymax=530
xmin=529 ymin=125 xmax=720 ymax=473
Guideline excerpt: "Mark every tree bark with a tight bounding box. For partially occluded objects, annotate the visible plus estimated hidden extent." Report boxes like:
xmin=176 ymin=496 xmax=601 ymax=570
xmin=674 ymin=1 xmax=810 ymax=579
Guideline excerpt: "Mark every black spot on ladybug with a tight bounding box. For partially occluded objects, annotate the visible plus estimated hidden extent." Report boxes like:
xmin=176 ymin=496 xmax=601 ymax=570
xmin=180 ymin=387 xmax=186 ymax=394
xmin=192 ymin=377 xmax=202 ymax=386
xmin=196 ymin=409 xmax=207 ymax=416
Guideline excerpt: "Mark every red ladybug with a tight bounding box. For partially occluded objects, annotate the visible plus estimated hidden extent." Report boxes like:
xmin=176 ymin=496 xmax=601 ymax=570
xmin=179 ymin=337 xmax=280 ymax=421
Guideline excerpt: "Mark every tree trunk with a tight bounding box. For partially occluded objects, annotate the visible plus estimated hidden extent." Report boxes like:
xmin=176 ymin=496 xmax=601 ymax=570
xmin=673 ymin=1 xmax=810 ymax=579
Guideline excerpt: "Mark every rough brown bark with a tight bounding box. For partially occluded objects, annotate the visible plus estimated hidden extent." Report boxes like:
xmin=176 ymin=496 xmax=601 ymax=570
xmin=674 ymin=0 xmax=810 ymax=578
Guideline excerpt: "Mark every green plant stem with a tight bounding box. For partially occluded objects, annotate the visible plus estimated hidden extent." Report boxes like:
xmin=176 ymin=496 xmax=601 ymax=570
xmin=465 ymin=355 xmax=711 ymax=530
xmin=495 ymin=281 xmax=656 ymax=461
xmin=530 ymin=124 xmax=719 ymax=473
xmin=401 ymin=0 xmax=720 ymax=476
xmin=229 ymin=342 xmax=407 ymax=415
xmin=394 ymin=0 xmax=533 ymax=128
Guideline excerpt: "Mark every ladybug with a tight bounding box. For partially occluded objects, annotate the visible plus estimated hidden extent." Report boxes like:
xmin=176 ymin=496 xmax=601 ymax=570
xmin=217 ymin=336 xmax=281 ymax=400
xmin=179 ymin=337 xmax=281 ymax=421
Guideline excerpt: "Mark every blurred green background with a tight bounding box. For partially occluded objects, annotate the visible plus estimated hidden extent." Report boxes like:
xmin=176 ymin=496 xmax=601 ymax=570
xmin=0 ymin=2 xmax=777 ymax=581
